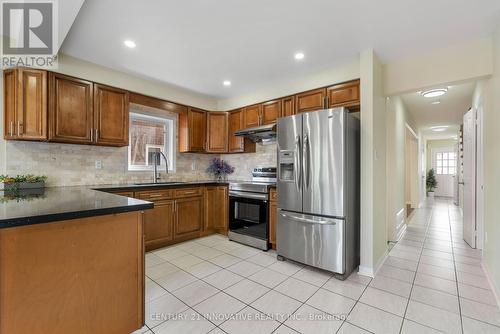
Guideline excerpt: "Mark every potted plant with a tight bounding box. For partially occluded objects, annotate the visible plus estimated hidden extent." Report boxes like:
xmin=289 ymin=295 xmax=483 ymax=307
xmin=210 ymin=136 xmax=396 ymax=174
xmin=206 ymin=158 xmax=234 ymax=182
xmin=426 ymin=169 xmax=438 ymax=197
xmin=0 ymin=174 xmax=47 ymax=191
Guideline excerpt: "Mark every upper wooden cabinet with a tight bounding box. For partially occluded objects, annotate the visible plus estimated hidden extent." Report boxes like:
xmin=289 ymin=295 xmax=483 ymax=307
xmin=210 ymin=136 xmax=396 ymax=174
xmin=280 ymin=96 xmax=295 ymax=118
xmin=3 ymin=68 xmax=47 ymax=140
xmin=179 ymin=107 xmax=206 ymax=152
xmin=261 ymin=100 xmax=280 ymax=125
xmin=228 ymin=109 xmax=256 ymax=154
xmin=327 ymin=79 xmax=360 ymax=109
xmin=206 ymin=112 xmax=228 ymax=153
xmin=244 ymin=104 xmax=261 ymax=128
xmin=94 ymin=84 xmax=129 ymax=146
xmin=296 ymin=88 xmax=327 ymax=113
xmin=48 ymin=72 xmax=94 ymax=144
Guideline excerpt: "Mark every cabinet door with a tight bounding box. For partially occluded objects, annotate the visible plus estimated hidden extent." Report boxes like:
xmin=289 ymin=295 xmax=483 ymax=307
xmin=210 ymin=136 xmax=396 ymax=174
xmin=228 ymin=109 xmax=244 ymax=152
xmin=280 ymin=96 xmax=295 ymax=118
xmin=206 ymin=112 xmax=228 ymax=153
xmin=327 ymin=80 xmax=360 ymax=109
xmin=295 ymin=88 xmax=326 ymax=113
xmin=174 ymin=196 xmax=203 ymax=239
xmin=244 ymin=104 xmax=261 ymax=127
xmin=261 ymin=100 xmax=280 ymax=125
xmin=188 ymin=108 xmax=207 ymax=152
xmin=17 ymin=69 xmax=47 ymax=140
xmin=3 ymin=69 xmax=18 ymax=139
xmin=269 ymin=200 xmax=277 ymax=247
xmin=144 ymin=200 xmax=174 ymax=251
xmin=214 ymin=186 xmax=228 ymax=231
xmin=49 ymin=73 xmax=93 ymax=144
xmin=94 ymin=84 xmax=129 ymax=146
xmin=204 ymin=187 xmax=217 ymax=232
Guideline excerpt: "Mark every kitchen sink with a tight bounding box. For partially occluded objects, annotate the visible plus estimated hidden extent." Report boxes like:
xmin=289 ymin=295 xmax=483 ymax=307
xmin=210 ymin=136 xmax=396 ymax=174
xmin=133 ymin=182 xmax=187 ymax=186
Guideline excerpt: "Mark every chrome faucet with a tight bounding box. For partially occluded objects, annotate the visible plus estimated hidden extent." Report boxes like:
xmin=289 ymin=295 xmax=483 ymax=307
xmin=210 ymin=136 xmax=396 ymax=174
xmin=153 ymin=151 xmax=169 ymax=183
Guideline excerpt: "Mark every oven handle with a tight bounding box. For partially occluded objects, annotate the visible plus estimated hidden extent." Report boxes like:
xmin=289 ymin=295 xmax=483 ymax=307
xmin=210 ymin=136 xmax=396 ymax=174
xmin=229 ymin=190 xmax=269 ymax=201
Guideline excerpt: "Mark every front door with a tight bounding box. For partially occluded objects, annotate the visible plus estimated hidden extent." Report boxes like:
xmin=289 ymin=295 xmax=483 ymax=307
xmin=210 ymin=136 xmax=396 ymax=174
xmin=432 ymin=148 xmax=457 ymax=197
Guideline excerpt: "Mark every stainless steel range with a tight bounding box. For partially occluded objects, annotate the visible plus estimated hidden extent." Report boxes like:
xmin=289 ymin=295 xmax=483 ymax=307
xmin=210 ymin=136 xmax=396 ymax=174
xmin=228 ymin=167 xmax=276 ymax=250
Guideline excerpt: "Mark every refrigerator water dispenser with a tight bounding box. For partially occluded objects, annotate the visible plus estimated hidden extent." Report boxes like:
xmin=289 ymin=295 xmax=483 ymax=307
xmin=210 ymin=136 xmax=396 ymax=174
xmin=279 ymin=151 xmax=295 ymax=181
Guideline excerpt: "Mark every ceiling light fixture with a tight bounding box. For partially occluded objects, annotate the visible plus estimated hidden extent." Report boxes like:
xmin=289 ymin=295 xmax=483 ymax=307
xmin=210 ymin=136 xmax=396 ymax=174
xmin=431 ymin=101 xmax=441 ymax=105
xmin=223 ymin=80 xmax=231 ymax=87
xmin=421 ymin=88 xmax=448 ymax=98
xmin=294 ymin=52 xmax=305 ymax=60
xmin=431 ymin=126 xmax=448 ymax=132
xmin=123 ymin=40 xmax=136 ymax=48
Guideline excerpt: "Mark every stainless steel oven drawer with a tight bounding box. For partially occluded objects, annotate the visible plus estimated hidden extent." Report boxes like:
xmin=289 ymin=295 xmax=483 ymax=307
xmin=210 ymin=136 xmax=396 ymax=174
xmin=277 ymin=210 xmax=345 ymax=274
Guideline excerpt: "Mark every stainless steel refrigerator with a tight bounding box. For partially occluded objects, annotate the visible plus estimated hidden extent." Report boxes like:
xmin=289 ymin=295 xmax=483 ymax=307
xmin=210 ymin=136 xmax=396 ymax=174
xmin=276 ymin=108 xmax=360 ymax=279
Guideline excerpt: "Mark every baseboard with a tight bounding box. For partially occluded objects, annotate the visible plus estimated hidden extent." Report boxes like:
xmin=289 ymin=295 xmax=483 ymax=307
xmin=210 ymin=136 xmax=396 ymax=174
xmin=358 ymin=249 xmax=389 ymax=278
xmin=481 ymin=261 xmax=500 ymax=309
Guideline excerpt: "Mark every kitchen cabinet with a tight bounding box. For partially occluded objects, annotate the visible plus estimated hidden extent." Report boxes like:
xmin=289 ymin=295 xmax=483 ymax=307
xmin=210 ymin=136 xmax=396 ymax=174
xmin=261 ymin=100 xmax=280 ymax=124
xmin=143 ymin=200 xmax=175 ymax=250
xmin=295 ymin=88 xmax=326 ymax=113
xmin=228 ymin=109 xmax=256 ymax=153
xmin=174 ymin=194 xmax=204 ymax=240
xmin=205 ymin=186 xmax=229 ymax=235
xmin=206 ymin=112 xmax=228 ymax=153
xmin=244 ymin=104 xmax=261 ymax=127
xmin=280 ymin=96 xmax=295 ymax=118
xmin=94 ymin=84 xmax=129 ymax=146
xmin=269 ymin=188 xmax=277 ymax=249
xmin=3 ymin=68 xmax=47 ymax=140
xmin=327 ymin=79 xmax=360 ymax=110
xmin=179 ymin=107 xmax=206 ymax=152
xmin=48 ymin=72 xmax=94 ymax=144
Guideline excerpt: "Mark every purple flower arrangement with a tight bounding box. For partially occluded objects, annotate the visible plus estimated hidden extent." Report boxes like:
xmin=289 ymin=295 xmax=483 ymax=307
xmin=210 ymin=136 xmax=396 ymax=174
xmin=206 ymin=158 xmax=234 ymax=181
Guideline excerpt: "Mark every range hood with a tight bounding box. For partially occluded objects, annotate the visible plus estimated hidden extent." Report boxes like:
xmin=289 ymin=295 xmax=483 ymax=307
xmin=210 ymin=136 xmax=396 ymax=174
xmin=234 ymin=123 xmax=277 ymax=142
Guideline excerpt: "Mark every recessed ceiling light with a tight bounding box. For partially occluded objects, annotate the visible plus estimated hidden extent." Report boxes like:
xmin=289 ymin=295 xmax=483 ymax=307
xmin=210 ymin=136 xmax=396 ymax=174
xmin=294 ymin=52 xmax=305 ymax=60
xmin=223 ymin=80 xmax=231 ymax=87
xmin=421 ymin=88 xmax=448 ymax=98
xmin=431 ymin=126 xmax=448 ymax=132
xmin=431 ymin=101 xmax=441 ymax=105
xmin=123 ymin=40 xmax=136 ymax=48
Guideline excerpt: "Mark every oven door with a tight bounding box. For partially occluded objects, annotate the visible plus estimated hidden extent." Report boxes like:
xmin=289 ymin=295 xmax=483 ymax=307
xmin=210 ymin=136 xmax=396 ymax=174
xmin=229 ymin=191 xmax=268 ymax=240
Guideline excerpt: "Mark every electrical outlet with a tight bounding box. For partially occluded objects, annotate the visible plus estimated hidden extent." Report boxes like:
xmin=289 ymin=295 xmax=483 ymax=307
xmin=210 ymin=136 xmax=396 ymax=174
xmin=95 ymin=160 xmax=102 ymax=170
xmin=191 ymin=161 xmax=197 ymax=171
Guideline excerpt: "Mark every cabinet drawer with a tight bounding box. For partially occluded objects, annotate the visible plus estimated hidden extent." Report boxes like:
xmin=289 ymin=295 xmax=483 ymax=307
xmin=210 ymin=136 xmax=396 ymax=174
xmin=113 ymin=191 xmax=135 ymax=198
xmin=136 ymin=189 xmax=174 ymax=201
xmin=269 ymin=188 xmax=277 ymax=202
xmin=327 ymin=80 xmax=360 ymax=108
xmin=174 ymin=187 xmax=203 ymax=198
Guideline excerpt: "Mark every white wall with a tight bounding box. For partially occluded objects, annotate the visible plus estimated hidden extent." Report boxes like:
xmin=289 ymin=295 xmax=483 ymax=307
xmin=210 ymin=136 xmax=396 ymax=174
xmin=386 ymin=96 xmax=417 ymax=241
xmin=482 ymin=24 xmax=500 ymax=298
xmin=384 ymin=38 xmax=494 ymax=96
xmin=359 ymin=49 xmax=387 ymax=276
xmin=217 ymin=58 xmax=360 ymax=111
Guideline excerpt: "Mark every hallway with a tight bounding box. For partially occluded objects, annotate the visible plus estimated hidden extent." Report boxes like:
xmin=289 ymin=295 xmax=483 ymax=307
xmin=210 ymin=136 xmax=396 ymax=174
xmin=378 ymin=197 xmax=500 ymax=333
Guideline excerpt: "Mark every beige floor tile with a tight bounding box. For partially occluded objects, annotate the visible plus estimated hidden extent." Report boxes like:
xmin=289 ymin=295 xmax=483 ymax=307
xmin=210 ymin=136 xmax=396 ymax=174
xmin=249 ymin=268 xmax=288 ymax=288
xmin=145 ymin=278 xmax=168 ymax=303
xmin=224 ymin=279 xmax=270 ymax=304
xmin=410 ymin=285 xmax=459 ymax=314
xmin=275 ymin=277 xmax=319 ymax=302
xmin=219 ymin=306 xmax=281 ymax=334
xmin=338 ymin=322 xmax=372 ymax=334
xmin=462 ymin=316 xmax=500 ymax=334
xmin=284 ymin=304 xmax=343 ymax=334
xmin=417 ymin=262 xmax=456 ymax=281
xmin=369 ymin=275 xmax=413 ymax=298
xmin=202 ymin=269 xmax=243 ymax=290
xmin=194 ymin=292 xmax=246 ymax=325
xmin=384 ymin=256 xmax=419 ymax=271
xmin=378 ymin=264 xmax=415 ymax=283
xmin=146 ymin=262 xmax=179 ymax=280
xmin=251 ymin=290 xmax=302 ymax=322
xmin=323 ymin=277 xmax=366 ymax=300
xmin=460 ymin=298 xmax=500 ymax=327
xmin=405 ymin=300 xmax=462 ymax=334
xmin=414 ymin=273 xmax=457 ymax=295
xmin=347 ymin=302 xmax=403 ymax=334
xmin=155 ymin=270 xmax=198 ymax=292
xmin=145 ymin=293 xmax=189 ymax=328
xmin=401 ymin=319 xmax=444 ymax=333
xmin=293 ymin=267 xmax=333 ymax=287
xmin=457 ymin=271 xmax=491 ymax=289
xmin=185 ymin=261 xmax=221 ymax=278
xmin=226 ymin=260 xmax=263 ymax=276
xmin=458 ymin=283 xmax=498 ymax=306
xmin=208 ymin=254 xmax=242 ymax=268
xmin=152 ymin=308 xmax=215 ymax=334
xmin=306 ymin=288 xmax=356 ymax=316
xmin=268 ymin=260 xmax=304 ymax=276
xmin=172 ymin=280 xmax=218 ymax=306
xmin=247 ymin=252 xmax=278 ymax=267
xmin=359 ymin=287 xmax=408 ymax=316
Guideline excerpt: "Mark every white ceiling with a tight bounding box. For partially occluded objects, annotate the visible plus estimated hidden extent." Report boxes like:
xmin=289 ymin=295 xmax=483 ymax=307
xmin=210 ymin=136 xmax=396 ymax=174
xmin=61 ymin=0 xmax=500 ymax=99
xmin=401 ymin=81 xmax=475 ymax=140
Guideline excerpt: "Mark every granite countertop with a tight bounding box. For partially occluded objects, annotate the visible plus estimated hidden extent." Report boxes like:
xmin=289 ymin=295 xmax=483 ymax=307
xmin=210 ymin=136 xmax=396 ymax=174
xmin=0 ymin=181 xmax=230 ymax=229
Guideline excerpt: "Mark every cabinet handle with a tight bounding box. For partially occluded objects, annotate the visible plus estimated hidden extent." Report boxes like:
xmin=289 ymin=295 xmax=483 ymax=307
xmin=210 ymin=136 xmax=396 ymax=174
xmin=95 ymin=128 xmax=99 ymax=142
xmin=9 ymin=121 xmax=14 ymax=136
xmin=149 ymin=194 xmax=162 ymax=197
xmin=17 ymin=122 xmax=22 ymax=136
xmin=90 ymin=128 xmax=93 ymax=142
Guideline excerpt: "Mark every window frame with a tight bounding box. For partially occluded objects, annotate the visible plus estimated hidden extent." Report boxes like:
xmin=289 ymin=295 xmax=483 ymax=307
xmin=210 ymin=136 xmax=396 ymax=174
xmin=434 ymin=151 xmax=457 ymax=175
xmin=127 ymin=112 xmax=176 ymax=172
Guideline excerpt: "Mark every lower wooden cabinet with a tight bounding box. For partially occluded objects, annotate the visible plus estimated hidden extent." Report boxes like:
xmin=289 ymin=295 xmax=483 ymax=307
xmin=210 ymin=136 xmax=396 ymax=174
xmin=269 ymin=188 xmax=277 ymax=249
xmin=174 ymin=196 xmax=204 ymax=240
xmin=143 ymin=200 xmax=174 ymax=250
xmin=205 ymin=186 xmax=228 ymax=235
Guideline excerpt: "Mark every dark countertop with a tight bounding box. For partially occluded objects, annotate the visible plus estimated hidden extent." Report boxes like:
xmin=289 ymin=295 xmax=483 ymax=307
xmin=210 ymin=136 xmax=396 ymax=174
xmin=0 ymin=181 xmax=228 ymax=229
xmin=96 ymin=181 xmax=229 ymax=192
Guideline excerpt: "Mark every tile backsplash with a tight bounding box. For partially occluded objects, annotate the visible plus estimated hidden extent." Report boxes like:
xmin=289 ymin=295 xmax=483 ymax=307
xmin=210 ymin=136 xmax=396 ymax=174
xmin=4 ymin=141 xmax=277 ymax=187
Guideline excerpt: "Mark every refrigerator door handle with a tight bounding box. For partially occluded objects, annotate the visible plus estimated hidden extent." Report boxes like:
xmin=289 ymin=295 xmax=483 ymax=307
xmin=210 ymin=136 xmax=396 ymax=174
xmin=303 ymin=134 xmax=311 ymax=189
xmin=279 ymin=212 xmax=337 ymax=226
xmin=295 ymin=135 xmax=302 ymax=191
